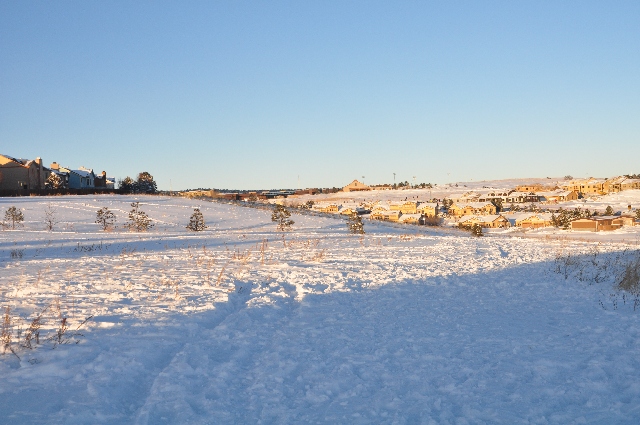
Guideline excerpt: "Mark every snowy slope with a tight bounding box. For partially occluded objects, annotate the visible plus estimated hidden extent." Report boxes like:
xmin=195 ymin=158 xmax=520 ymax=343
xmin=1 ymin=195 xmax=639 ymax=424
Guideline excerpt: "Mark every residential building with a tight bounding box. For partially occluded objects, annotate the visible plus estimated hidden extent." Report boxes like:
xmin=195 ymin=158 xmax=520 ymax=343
xmin=0 ymin=154 xmax=46 ymax=190
xmin=342 ymin=179 xmax=371 ymax=192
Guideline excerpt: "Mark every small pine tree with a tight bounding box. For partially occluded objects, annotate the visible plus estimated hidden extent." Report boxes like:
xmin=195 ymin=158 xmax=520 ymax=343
xmin=347 ymin=213 xmax=365 ymax=234
xmin=636 ymin=209 xmax=640 ymax=220
xmin=125 ymin=202 xmax=154 ymax=232
xmin=186 ymin=208 xmax=207 ymax=231
xmin=96 ymin=207 xmax=117 ymax=231
xmin=4 ymin=206 xmax=24 ymax=229
xmin=272 ymin=204 xmax=294 ymax=231
xmin=470 ymin=223 xmax=483 ymax=237
xmin=604 ymin=205 xmax=614 ymax=216
xmin=490 ymin=198 xmax=503 ymax=213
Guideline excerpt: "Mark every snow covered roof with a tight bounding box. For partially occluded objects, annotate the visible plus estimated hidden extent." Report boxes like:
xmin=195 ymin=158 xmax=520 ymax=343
xmin=417 ymin=202 xmax=438 ymax=209
xmin=455 ymin=202 xmax=495 ymax=208
xmin=398 ymin=214 xmax=422 ymax=222
xmin=71 ymin=169 xmax=94 ymax=178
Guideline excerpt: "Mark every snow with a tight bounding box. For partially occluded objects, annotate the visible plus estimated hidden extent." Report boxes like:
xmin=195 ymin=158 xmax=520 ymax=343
xmin=1 ymin=195 xmax=640 ymax=423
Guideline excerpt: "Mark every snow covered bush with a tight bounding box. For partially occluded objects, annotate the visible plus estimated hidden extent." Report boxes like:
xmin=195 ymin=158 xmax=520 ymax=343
xmin=45 ymin=172 xmax=63 ymax=189
xmin=125 ymin=202 xmax=154 ymax=232
xmin=347 ymin=213 xmax=365 ymax=234
xmin=186 ymin=208 xmax=207 ymax=231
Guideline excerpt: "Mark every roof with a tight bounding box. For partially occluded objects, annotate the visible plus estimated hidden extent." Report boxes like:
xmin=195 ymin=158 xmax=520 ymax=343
xmin=71 ymin=169 xmax=94 ymax=178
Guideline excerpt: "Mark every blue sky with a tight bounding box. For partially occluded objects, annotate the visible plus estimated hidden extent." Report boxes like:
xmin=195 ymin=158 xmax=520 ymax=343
xmin=1 ymin=1 xmax=639 ymax=190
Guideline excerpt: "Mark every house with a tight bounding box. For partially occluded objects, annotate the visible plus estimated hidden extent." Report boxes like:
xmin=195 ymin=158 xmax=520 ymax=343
xmin=339 ymin=204 xmax=367 ymax=215
xmin=562 ymin=178 xmax=606 ymax=195
xmin=370 ymin=210 xmax=401 ymax=222
xmin=477 ymin=191 xmax=511 ymax=203
xmin=0 ymin=154 xmax=46 ymax=190
xmin=516 ymin=184 xmax=545 ymax=192
xmin=398 ymin=213 xmax=422 ymax=224
xmin=66 ymin=167 xmax=96 ymax=189
xmin=537 ymin=190 xmax=579 ymax=203
xmin=389 ymin=201 xmax=418 ymax=214
xmin=458 ymin=214 xmax=511 ymax=229
xmin=504 ymin=191 xmax=540 ymax=204
xmin=515 ymin=213 xmax=553 ymax=229
xmin=94 ymin=171 xmax=110 ymax=188
xmin=570 ymin=216 xmax=625 ymax=232
xmin=448 ymin=202 xmax=497 ymax=217
xmin=417 ymin=202 xmax=438 ymax=217
xmin=48 ymin=162 xmax=70 ymax=188
xmin=312 ymin=203 xmax=340 ymax=213
xmin=342 ymin=180 xmax=371 ymax=192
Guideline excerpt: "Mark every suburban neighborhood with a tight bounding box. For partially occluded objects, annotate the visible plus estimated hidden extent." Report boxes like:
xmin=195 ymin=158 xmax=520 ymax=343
xmin=0 ymin=153 xmax=116 ymax=193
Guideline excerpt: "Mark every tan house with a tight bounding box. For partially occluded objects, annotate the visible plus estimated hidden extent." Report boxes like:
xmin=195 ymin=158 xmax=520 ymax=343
xmin=516 ymin=184 xmax=545 ymax=192
xmin=516 ymin=213 xmax=553 ymax=229
xmin=458 ymin=214 xmax=511 ymax=229
xmin=398 ymin=213 xmax=422 ymax=224
xmin=389 ymin=201 xmax=418 ymax=214
xmin=449 ymin=202 xmax=497 ymax=217
xmin=313 ymin=203 xmax=340 ymax=213
xmin=0 ymin=154 xmax=46 ymax=191
xmin=538 ymin=190 xmax=579 ymax=203
xmin=562 ymin=178 xmax=606 ymax=195
xmin=339 ymin=204 xmax=365 ymax=215
xmin=342 ymin=180 xmax=371 ymax=192
xmin=571 ymin=216 xmax=624 ymax=232
xmin=417 ymin=202 xmax=438 ymax=217
xmin=370 ymin=210 xmax=401 ymax=222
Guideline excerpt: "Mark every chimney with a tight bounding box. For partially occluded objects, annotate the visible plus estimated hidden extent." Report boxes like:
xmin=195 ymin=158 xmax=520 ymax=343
xmin=50 ymin=162 xmax=59 ymax=170
xmin=102 ymin=171 xmax=106 ymax=176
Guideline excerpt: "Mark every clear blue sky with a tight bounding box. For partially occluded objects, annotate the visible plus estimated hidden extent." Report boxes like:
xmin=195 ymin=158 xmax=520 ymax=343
xmin=1 ymin=1 xmax=639 ymax=190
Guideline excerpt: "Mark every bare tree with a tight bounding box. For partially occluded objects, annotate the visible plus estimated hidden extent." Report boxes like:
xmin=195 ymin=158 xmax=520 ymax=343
xmin=44 ymin=204 xmax=58 ymax=231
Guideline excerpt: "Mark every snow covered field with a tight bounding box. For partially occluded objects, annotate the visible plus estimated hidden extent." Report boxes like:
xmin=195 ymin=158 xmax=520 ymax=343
xmin=1 ymin=195 xmax=640 ymax=424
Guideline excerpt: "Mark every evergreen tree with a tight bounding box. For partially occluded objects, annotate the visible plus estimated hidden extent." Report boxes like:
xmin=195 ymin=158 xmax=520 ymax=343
xmin=119 ymin=176 xmax=137 ymax=193
xmin=45 ymin=173 xmax=63 ymax=189
xmin=4 ymin=206 xmax=24 ymax=229
xmin=125 ymin=202 xmax=154 ymax=232
xmin=136 ymin=172 xmax=157 ymax=194
xmin=186 ymin=208 xmax=207 ymax=231
xmin=271 ymin=204 xmax=294 ymax=231
xmin=470 ymin=223 xmax=483 ymax=237
xmin=604 ymin=205 xmax=614 ymax=216
xmin=347 ymin=213 xmax=365 ymax=234
xmin=636 ymin=209 xmax=640 ymax=220
xmin=491 ymin=198 xmax=503 ymax=213
xmin=96 ymin=207 xmax=117 ymax=231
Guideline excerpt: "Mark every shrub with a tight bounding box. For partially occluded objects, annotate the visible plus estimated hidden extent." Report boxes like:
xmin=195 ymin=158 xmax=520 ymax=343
xmin=347 ymin=213 xmax=365 ymax=234
xmin=4 ymin=206 xmax=24 ymax=229
xmin=125 ymin=202 xmax=154 ymax=232
xmin=44 ymin=204 xmax=57 ymax=231
xmin=422 ymin=215 xmax=442 ymax=227
xmin=272 ymin=204 xmax=294 ymax=231
xmin=186 ymin=208 xmax=207 ymax=231
xmin=96 ymin=207 xmax=116 ymax=231
xmin=617 ymin=256 xmax=640 ymax=296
